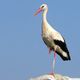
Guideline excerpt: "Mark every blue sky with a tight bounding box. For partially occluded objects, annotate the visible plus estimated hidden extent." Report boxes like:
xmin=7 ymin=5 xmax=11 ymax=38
xmin=0 ymin=0 xmax=80 ymax=80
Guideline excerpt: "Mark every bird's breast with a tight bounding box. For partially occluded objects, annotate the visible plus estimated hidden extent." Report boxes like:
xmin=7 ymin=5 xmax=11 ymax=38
xmin=42 ymin=33 xmax=55 ymax=48
xmin=42 ymin=21 xmax=56 ymax=48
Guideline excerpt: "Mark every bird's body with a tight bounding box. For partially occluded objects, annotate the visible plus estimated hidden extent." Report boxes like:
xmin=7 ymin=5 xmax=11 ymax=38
xmin=34 ymin=3 xmax=71 ymax=73
xmin=40 ymin=4 xmax=71 ymax=61
xmin=42 ymin=14 xmax=70 ymax=60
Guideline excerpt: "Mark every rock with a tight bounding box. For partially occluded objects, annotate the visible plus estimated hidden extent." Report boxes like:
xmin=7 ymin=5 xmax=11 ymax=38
xmin=30 ymin=74 xmax=70 ymax=80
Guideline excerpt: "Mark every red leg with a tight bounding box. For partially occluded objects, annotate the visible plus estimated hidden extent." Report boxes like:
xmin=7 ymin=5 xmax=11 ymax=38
xmin=53 ymin=51 xmax=56 ymax=73
xmin=54 ymin=51 xmax=56 ymax=62
xmin=48 ymin=48 xmax=53 ymax=75
xmin=50 ymin=51 xmax=56 ymax=75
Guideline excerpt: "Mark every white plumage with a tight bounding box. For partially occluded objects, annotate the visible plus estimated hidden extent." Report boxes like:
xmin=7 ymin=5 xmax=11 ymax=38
xmin=34 ymin=4 xmax=71 ymax=73
xmin=34 ymin=4 xmax=71 ymax=60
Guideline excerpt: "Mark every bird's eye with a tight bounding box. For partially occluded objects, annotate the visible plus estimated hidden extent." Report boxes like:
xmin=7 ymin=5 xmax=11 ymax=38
xmin=41 ymin=6 xmax=44 ymax=8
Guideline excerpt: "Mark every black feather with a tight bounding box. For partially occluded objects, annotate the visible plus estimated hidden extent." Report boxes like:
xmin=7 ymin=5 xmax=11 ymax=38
xmin=54 ymin=40 xmax=71 ymax=61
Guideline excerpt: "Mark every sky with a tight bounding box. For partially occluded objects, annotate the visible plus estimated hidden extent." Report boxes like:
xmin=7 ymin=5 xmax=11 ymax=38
xmin=0 ymin=0 xmax=80 ymax=80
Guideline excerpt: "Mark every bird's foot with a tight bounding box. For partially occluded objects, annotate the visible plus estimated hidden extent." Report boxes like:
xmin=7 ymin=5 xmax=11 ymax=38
xmin=49 ymin=72 xmax=54 ymax=76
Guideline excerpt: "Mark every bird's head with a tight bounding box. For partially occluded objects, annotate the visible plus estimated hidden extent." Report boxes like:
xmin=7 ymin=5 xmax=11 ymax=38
xmin=34 ymin=4 xmax=48 ymax=16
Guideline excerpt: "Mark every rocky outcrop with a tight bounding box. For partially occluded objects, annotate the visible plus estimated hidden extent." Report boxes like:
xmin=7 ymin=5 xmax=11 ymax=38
xmin=30 ymin=74 xmax=80 ymax=80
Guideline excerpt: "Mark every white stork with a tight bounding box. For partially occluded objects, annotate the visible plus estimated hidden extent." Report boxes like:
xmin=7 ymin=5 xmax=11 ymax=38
xmin=34 ymin=4 xmax=71 ymax=74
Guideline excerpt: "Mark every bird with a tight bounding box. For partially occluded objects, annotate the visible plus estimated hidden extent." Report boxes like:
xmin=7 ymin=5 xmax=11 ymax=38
xmin=34 ymin=4 xmax=71 ymax=74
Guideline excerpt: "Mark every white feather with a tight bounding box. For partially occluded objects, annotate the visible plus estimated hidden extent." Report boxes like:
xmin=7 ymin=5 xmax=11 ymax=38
xmin=47 ymin=23 xmax=64 ymax=42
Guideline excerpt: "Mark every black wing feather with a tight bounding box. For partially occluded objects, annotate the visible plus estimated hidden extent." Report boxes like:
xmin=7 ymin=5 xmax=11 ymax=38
xmin=54 ymin=40 xmax=71 ymax=60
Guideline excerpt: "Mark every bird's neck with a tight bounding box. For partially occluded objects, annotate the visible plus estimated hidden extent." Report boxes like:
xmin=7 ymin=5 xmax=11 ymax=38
xmin=42 ymin=8 xmax=49 ymax=34
xmin=42 ymin=8 xmax=57 ymax=35
xmin=42 ymin=9 xmax=48 ymax=23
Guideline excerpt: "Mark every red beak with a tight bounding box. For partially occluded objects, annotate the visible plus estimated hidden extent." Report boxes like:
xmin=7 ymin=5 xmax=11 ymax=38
xmin=34 ymin=8 xmax=42 ymax=16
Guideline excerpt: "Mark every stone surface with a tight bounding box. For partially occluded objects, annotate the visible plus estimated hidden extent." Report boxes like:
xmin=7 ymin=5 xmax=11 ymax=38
xmin=30 ymin=74 xmax=70 ymax=80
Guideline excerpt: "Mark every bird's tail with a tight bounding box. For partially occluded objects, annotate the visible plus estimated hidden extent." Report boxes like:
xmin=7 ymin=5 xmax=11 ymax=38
xmin=56 ymin=51 xmax=71 ymax=61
